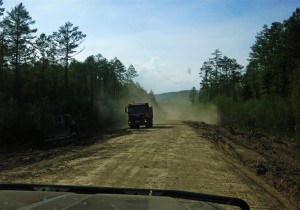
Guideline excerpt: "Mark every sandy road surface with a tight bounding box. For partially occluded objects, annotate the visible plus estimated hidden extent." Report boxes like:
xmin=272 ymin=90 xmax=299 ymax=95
xmin=0 ymin=121 xmax=294 ymax=209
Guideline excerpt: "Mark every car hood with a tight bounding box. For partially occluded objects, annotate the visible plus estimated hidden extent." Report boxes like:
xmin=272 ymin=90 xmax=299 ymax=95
xmin=0 ymin=190 xmax=221 ymax=210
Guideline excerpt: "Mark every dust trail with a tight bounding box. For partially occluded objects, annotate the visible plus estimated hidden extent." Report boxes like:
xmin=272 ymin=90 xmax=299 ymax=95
xmin=155 ymin=91 xmax=218 ymax=124
xmin=96 ymin=90 xmax=158 ymax=129
xmin=158 ymin=103 xmax=218 ymax=124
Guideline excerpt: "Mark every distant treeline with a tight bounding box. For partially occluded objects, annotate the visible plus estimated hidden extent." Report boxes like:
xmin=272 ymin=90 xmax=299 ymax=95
xmin=0 ymin=1 xmax=157 ymax=144
xmin=190 ymin=8 xmax=300 ymax=142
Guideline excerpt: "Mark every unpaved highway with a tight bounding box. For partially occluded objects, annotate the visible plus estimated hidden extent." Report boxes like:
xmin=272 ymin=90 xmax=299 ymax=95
xmin=0 ymin=121 xmax=296 ymax=209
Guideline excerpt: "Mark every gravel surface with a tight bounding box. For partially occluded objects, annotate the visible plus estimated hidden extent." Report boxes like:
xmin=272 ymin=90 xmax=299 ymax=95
xmin=0 ymin=121 xmax=297 ymax=209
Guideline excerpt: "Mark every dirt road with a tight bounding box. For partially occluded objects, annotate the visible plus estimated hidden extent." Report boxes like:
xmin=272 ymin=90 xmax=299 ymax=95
xmin=0 ymin=121 xmax=295 ymax=209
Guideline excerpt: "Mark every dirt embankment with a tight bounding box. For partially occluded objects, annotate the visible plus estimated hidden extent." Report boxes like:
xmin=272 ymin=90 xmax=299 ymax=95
xmin=185 ymin=121 xmax=300 ymax=208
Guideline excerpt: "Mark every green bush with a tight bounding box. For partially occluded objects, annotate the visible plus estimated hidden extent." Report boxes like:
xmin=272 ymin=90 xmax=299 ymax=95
xmin=213 ymin=96 xmax=295 ymax=138
xmin=0 ymin=102 xmax=44 ymax=148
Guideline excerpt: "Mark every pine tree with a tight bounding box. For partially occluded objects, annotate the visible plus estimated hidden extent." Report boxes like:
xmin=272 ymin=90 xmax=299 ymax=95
xmin=0 ymin=0 xmax=6 ymax=96
xmin=53 ymin=21 xmax=86 ymax=100
xmin=125 ymin=64 xmax=138 ymax=83
xmin=3 ymin=3 xmax=37 ymax=104
xmin=35 ymin=33 xmax=54 ymax=97
xmin=189 ymin=87 xmax=197 ymax=105
xmin=0 ymin=0 xmax=4 ymax=16
xmin=110 ymin=57 xmax=126 ymax=100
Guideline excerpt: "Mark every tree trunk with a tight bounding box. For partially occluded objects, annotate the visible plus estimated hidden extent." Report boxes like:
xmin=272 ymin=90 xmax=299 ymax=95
xmin=0 ymin=33 xmax=4 ymax=97
xmin=41 ymin=58 xmax=45 ymax=97
xmin=14 ymin=38 xmax=20 ymax=106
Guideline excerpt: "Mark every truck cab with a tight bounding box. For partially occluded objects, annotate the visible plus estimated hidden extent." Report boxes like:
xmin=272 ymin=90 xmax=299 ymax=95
xmin=125 ymin=103 xmax=153 ymax=129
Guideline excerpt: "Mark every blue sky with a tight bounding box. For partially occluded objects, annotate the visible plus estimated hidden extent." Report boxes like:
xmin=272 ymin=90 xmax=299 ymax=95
xmin=2 ymin=0 xmax=300 ymax=94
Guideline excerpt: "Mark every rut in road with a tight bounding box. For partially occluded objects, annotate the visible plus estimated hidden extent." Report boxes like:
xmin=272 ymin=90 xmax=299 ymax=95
xmin=0 ymin=122 xmax=292 ymax=210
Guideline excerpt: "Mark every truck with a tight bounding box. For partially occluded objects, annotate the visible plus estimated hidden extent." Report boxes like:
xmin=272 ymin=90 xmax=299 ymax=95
xmin=125 ymin=103 xmax=153 ymax=129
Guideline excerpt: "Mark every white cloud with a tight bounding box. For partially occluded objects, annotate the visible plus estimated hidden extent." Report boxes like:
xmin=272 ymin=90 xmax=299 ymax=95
xmin=2 ymin=0 xmax=299 ymax=94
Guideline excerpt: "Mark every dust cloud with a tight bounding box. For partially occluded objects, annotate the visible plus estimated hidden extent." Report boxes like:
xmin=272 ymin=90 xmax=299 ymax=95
xmin=95 ymin=87 xmax=158 ymax=129
xmin=157 ymin=103 xmax=218 ymax=124
xmin=96 ymin=100 xmax=128 ymax=128
xmin=95 ymin=89 xmax=218 ymax=129
xmin=154 ymin=91 xmax=219 ymax=124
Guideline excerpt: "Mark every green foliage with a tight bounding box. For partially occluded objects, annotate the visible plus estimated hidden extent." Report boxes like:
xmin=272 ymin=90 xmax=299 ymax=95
xmin=197 ymin=8 xmax=300 ymax=141
xmin=245 ymin=8 xmax=300 ymax=100
xmin=0 ymin=0 xmax=4 ymax=16
xmin=2 ymin=3 xmax=37 ymax=104
xmin=245 ymin=98 xmax=294 ymax=137
xmin=125 ymin=64 xmax=138 ymax=83
xmin=189 ymin=87 xmax=197 ymax=105
xmin=53 ymin=21 xmax=86 ymax=101
xmin=215 ymin=96 xmax=294 ymax=137
xmin=0 ymin=101 xmax=44 ymax=146
xmin=199 ymin=49 xmax=243 ymax=102
xmin=291 ymin=77 xmax=300 ymax=143
xmin=0 ymin=2 xmax=156 ymax=145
